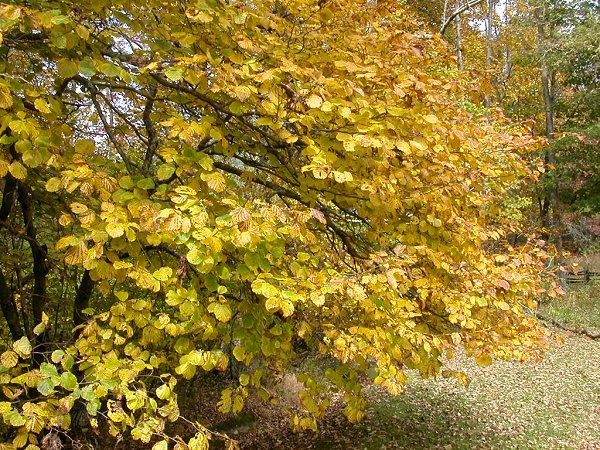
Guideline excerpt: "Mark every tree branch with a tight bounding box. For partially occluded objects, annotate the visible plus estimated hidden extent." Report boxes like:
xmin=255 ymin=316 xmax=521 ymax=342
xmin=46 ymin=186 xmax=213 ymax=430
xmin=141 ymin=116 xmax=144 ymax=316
xmin=142 ymin=84 xmax=159 ymax=174
xmin=440 ymin=0 xmax=485 ymax=35
xmin=74 ymin=76 xmax=138 ymax=174
xmin=532 ymin=309 xmax=600 ymax=340
xmin=213 ymin=161 xmax=366 ymax=258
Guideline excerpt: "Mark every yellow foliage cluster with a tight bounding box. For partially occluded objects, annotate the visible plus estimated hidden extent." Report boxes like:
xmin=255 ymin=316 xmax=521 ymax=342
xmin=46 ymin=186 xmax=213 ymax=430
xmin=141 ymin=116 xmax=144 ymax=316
xmin=0 ymin=0 xmax=556 ymax=447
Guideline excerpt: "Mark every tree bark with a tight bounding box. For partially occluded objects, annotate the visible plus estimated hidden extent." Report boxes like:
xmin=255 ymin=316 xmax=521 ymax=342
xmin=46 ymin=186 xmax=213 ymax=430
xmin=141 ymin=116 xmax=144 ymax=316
xmin=16 ymin=185 xmax=49 ymax=329
xmin=0 ymin=267 xmax=23 ymax=341
xmin=0 ymin=175 xmax=17 ymax=222
xmin=73 ymin=270 xmax=94 ymax=330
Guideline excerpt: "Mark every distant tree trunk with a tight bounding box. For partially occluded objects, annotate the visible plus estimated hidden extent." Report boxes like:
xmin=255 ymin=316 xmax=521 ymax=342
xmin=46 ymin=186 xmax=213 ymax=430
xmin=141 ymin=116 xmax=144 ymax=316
xmin=536 ymin=2 xmax=564 ymax=279
xmin=456 ymin=1 xmax=464 ymax=70
xmin=497 ymin=47 xmax=512 ymax=102
xmin=485 ymin=0 xmax=495 ymax=108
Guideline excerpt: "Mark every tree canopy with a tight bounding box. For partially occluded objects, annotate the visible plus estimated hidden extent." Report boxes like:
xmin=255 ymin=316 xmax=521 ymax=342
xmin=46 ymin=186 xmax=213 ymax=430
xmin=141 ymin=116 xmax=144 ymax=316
xmin=0 ymin=0 xmax=556 ymax=448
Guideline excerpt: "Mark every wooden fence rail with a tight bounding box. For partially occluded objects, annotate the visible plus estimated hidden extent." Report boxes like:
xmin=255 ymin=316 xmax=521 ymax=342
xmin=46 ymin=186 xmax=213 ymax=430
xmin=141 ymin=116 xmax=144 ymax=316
xmin=566 ymin=270 xmax=600 ymax=284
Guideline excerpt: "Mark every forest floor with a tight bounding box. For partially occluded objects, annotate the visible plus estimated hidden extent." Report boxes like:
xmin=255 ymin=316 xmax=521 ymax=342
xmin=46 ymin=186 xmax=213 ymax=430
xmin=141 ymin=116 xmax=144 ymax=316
xmin=207 ymin=290 xmax=600 ymax=450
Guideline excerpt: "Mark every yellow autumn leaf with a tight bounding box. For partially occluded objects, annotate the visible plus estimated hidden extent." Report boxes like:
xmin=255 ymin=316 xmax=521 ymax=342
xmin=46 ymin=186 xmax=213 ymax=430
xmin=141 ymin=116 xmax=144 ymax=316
xmin=0 ymin=159 xmax=8 ymax=177
xmin=475 ymin=355 xmax=493 ymax=367
xmin=45 ymin=177 xmax=62 ymax=192
xmin=70 ymin=202 xmax=88 ymax=214
xmin=202 ymin=172 xmax=227 ymax=192
xmin=8 ymin=161 xmax=27 ymax=180
xmin=0 ymin=351 xmax=18 ymax=368
xmin=212 ymin=303 xmax=232 ymax=322
xmin=0 ymin=83 xmax=12 ymax=109
xmin=106 ymin=223 xmax=125 ymax=238
xmin=12 ymin=337 xmax=32 ymax=358
xmin=34 ymin=98 xmax=51 ymax=114
xmin=230 ymin=206 xmax=251 ymax=224
xmin=306 ymin=94 xmax=323 ymax=109
xmin=423 ymin=114 xmax=438 ymax=124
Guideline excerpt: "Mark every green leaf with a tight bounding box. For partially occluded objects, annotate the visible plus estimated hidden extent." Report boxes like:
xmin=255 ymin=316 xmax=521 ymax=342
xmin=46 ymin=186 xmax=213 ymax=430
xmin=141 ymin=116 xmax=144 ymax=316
xmin=98 ymin=62 xmax=121 ymax=77
xmin=7 ymin=412 xmax=26 ymax=427
xmin=58 ymin=59 xmax=79 ymax=78
xmin=239 ymin=373 xmax=250 ymax=386
xmin=13 ymin=336 xmax=32 ymax=357
xmin=157 ymin=163 xmax=176 ymax=180
xmin=75 ymin=139 xmax=96 ymax=155
xmin=51 ymin=350 xmax=65 ymax=363
xmin=165 ymin=67 xmax=183 ymax=81
xmin=204 ymin=274 xmax=218 ymax=292
xmin=40 ymin=362 xmax=59 ymax=378
xmin=229 ymin=101 xmax=244 ymax=114
xmin=60 ymin=372 xmax=78 ymax=391
xmin=8 ymin=161 xmax=27 ymax=180
xmin=212 ymin=303 xmax=232 ymax=322
xmin=233 ymin=346 xmax=245 ymax=362
xmin=174 ymin=337 xmax=191 ymax=354
xmin=79 ymin=60 xmax=96 ymax=76
xmin=119 ymin=176 xmax=135 ymax=189
xmin=153 ymin=267 xmax=173 ymax=281
xmin=156 ymin=384 xmax=171 ymax=400
xmin=137 ymin=178 xmax=155 ymax=190
xmin=22 ymin=149 xmax=43 ymax=168
xmin=244 ymin=253 xmax=259 ymax=271
xmin=186 ymin=248 xmax=204 ymax=265
xmin=37 ymin=378 xmax=56 ymax=396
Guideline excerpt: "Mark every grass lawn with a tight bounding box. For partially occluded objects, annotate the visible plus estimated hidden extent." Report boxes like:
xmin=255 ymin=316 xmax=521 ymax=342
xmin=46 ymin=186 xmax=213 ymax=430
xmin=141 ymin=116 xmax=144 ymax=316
xmin=538 ymin=283 xmax=600 ymax=334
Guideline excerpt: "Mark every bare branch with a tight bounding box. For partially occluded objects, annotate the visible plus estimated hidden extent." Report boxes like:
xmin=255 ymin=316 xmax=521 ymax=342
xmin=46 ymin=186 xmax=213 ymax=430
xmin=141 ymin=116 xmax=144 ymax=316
xmin=440 ymin=0 xmax=485 ymax=35
xmin=74 ymin=77 xmax=138 ymax=174
xmin=142 ymin=84 xmax=159 ymax=174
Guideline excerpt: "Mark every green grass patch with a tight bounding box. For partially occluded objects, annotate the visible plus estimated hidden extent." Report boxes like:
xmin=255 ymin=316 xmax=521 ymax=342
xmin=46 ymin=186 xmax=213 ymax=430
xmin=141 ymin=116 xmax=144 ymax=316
xmin=539 ymin=283 xmax=600 ymax=332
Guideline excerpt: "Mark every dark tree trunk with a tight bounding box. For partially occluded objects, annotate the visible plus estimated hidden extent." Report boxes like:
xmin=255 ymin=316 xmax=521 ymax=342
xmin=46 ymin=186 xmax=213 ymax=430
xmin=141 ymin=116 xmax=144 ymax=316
xmin=537 ymin=3 xmax=564 ymax=282
xmin=0 ymin=268 xmax=23 ymax=341
xmin=73 ymin=270 xmax=94 ymax=331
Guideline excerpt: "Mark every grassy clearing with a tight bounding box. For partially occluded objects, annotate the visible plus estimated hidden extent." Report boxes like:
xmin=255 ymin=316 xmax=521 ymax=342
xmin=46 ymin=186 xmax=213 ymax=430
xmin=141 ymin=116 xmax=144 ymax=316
xmin=538 ymin=283 xmax=600 ymax=333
